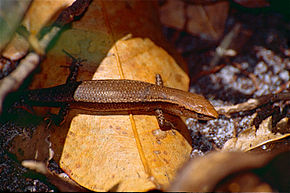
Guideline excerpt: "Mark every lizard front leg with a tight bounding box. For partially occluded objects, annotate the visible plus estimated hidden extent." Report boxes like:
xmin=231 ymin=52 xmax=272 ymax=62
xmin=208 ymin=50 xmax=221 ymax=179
xmin=53 ymin=50 xmax=85 ymax=125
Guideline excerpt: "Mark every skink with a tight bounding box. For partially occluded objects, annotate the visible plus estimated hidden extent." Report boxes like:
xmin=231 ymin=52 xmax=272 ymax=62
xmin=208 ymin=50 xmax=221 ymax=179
xmin=8 ymin=79 xmax=218 ymax=120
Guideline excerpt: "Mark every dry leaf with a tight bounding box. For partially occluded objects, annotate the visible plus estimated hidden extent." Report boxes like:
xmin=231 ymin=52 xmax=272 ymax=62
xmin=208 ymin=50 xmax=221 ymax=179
xmin=10 ymin=121 xmax=51 ymax=162
xmin=0 ymin=0 xmax=75 ymax=64
xmin=168 ymin=151 xmax=289 ymax=192
xmin=22 ymin=160 xmax=88 ymax=192
xmin=22 ymin=0 xmax=75 ymax=35
xmin=49 ymin=37 xmax=192 ymax=192
xmin=0 ymin=0 xmax=31 ymax=52
xmin=168 ymin=151 xmax=271 ymax=192
xmin=186 ymin=1 xmax=229 ymax=40
xmin=223 ymin=115 xmax=290 ymax=152
xmin=159 ymin=0 xmax=185 ymax=30
xmin=0 ymin=0 xmax=94 ymax=114
xmin=27 ymin=0 xmax=192 ymax=191
xmin=233 ymin=0 xmax=270 ymax=8
xmin=160 ymin=0 xmax=229 ymax=40
xmin=2 ymin=33 xmax=30 ymax=61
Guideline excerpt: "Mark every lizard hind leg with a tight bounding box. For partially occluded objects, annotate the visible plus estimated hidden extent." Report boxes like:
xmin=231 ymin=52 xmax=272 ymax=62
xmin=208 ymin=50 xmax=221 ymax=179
xmin=154 ymin=74 xmax=176 ymax=130
xmin=155 ymin=109 xmax=176 ymax=130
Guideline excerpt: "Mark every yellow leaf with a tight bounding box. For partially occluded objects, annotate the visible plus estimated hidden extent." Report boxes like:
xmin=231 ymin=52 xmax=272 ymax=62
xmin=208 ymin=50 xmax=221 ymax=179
xmin=28 ymin=0 xmax=193 ymax=191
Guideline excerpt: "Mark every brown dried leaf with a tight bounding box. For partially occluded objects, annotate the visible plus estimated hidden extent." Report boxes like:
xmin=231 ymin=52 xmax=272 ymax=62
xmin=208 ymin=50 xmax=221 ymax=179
xmin=168 ymin=151 xmax=290 ymax=192
xmin=233 ymin=0 xmax=270 ymax=8
xmin=186 ymin=1 xmax=229 ymax=40
xmin=28 ymin=0 xmax=192 ymax=191
xmin=223 ymin=115 xmax=290 ymax=152
xmin=22 ymin=160 xmax=88 ymax=192
xmin=0 ymin=0 xmax=31 ymax=52
xmin=10 ymin=122 xmax=51 ymax=162
xmin=2 ymin=33 xmax=30 ymax=61
xmin=50 ymin=37 xmax=192 ymax=192
xmin=160 ymin=0 xmax=185 ymax=30
xmin=0 ymin=1 xmax=89 ymax=110
xmin=160 ymin=0 xmax=229 ymax=40
xmin=22 ymin=0 xmax=75 ymax=35
xmin=0 ymin=0 xmax=75 ymax=62
xmin=168 ymin=151 xmax=273 ymax=192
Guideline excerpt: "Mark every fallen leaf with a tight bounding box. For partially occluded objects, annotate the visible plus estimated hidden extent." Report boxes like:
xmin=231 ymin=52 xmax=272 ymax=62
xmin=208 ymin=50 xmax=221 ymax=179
xmin=27 ymin=0 xmax=192 ymax=191
xmin=186 ymin=1 xmax=229 ymax=40
xmin=233 ymin=0 xmax=270 ymax=8
xmin=159 ymin=0 xmax=185 ymax=30
xmin=10 ymin=121 xmax=51 ymax=162
xmin=22 ymin=160 xmax=88 ymax=192
xmin=168 ymin=151 xmax=290 ymax=192
xmin=2 ymin=33 xmax=30 ymax=61
xmin=160 ymin=0 xmax=229 ymax=40
xmin=0 ymin=0 xmax=31 ymax=52
xmin=50 ymin=37 xmax=192 ymax=192
xmin=22 ymin=0 xmax=75 ymax=35
xmin=223 ymin=115 xmax=290 ymax=152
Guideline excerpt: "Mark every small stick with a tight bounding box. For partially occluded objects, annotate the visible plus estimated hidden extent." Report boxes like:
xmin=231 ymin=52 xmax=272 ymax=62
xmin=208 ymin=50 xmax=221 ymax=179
xmin=216 ymin=92 xmax=290 ymax=116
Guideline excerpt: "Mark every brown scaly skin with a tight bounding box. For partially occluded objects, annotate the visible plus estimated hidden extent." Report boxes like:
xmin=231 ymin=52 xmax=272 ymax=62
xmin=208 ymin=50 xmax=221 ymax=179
xmin=11 ymin=79 xmax=218 ymax=120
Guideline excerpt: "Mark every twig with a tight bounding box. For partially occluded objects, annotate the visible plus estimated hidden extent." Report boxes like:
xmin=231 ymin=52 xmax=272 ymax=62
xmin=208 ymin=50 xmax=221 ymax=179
xmin=277 ymin=81 xmax=290 ymax=93
xmin=216 ymin=92 xmax=290 ymax=116
xmin=209 ymin=23 xmax=241 ymax=67
xmin=231 ymin=61 xmax=260 ymax=91
xmin=192 ymin=63 xmax=226 ymax=83
xmin=191 ymin=24 xmax=241 ymax=82
xmin=22 ymin=160 xmax=89 ymax=192
xmin=0 ymin=53 xmax=40 ymax=112
xmin=0 ymin=0 xmax=92 ymax=113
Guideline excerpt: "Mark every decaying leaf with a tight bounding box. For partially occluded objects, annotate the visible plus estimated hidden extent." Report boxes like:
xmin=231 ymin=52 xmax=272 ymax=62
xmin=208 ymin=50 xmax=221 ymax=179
xmin=160 ymin=0 xmax=229 ymax=40
xmin=233 ymin=0 xmax=270 ymax=8
xmin=0 ymin=0 xmax=91 ymax=112
xmin=1 ymin=33 xmax=30 ymax=61
xmin=22 ymin=0 xmax=75 ymax=36
xmin=10 ymin=121 xmax=51 ymax=162
xmin=223 ymin=115 xmax=290 ymax=152
xmin=168 ymin=151 xmax=290 ymax=192
xmin=25 ymin=0 xmax=192 ymax=191
xmin=159 ymin=0 xmax=185 ymax=30
xmin=0 ymin=0 xmax=31 ymax=52
xmin=48 ymin=37 xmax=192 ymax=192
xmin=186 ymin=1 xmax=229 ymax=40
xmin=22 ymin=160 xmax=88 ymax=192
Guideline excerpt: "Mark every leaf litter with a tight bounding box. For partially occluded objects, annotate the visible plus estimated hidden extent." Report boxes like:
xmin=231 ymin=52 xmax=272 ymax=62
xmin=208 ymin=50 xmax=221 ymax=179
xmin=0 ymin=0 xmax=289 ymax=191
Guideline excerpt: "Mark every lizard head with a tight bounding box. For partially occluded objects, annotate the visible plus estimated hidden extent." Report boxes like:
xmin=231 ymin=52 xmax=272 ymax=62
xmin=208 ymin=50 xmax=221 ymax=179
xmin=166 ymin=88 xmax=219 ymax=120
